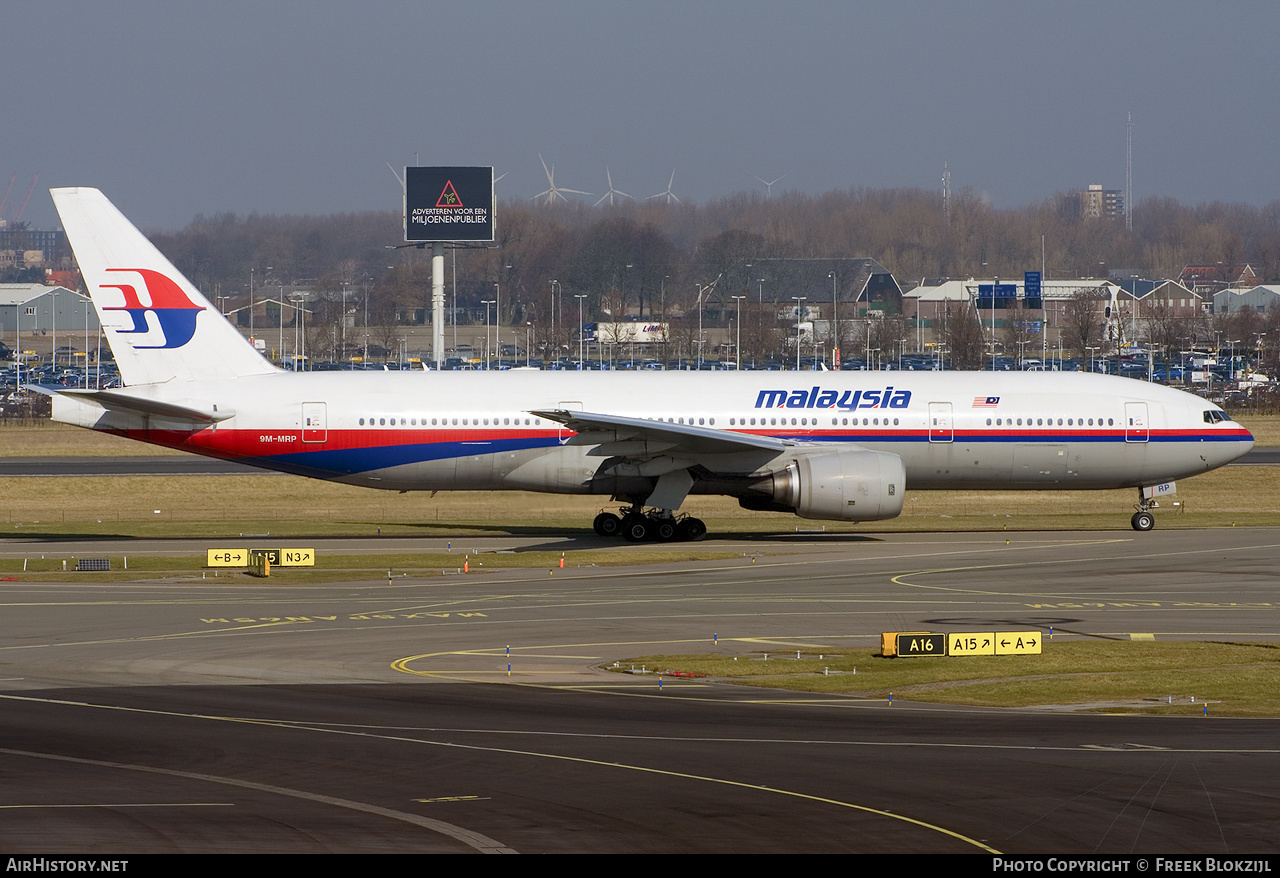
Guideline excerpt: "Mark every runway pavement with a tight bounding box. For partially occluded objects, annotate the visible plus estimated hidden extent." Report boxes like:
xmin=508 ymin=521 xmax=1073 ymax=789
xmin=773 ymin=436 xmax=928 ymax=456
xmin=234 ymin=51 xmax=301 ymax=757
xmin=2 ymin=527 xmax=1279 ymax=854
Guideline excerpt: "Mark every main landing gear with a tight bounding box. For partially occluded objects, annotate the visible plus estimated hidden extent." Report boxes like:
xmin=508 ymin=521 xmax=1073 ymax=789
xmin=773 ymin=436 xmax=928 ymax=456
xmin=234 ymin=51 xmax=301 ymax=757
xmin=1131 ymin=488 xmax=1157 ymax=532
xmin=592 ymin=506 xmax=707 ymax=542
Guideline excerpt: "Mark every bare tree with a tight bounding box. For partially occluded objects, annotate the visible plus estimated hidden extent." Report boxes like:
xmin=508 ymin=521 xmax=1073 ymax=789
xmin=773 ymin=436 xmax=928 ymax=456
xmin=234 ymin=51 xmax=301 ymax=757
xmin=1001 ymin=299 xmax=1035 ymax=364
xmin=940 ymin=300 xmax=985 ymax=369
xmin=1061 ymin=290 xmax=1105 ymax=359
xmin=869 ymin=314 xmax=908 ymax=366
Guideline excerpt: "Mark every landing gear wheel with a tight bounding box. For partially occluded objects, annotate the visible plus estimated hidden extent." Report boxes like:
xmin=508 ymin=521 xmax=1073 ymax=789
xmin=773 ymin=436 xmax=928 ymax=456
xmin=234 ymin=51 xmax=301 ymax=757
xmin=676 ymin=517 xmax=707 ymax=542
xmin=593 ymin=512 xmax=622 ymax=537
xmin=652 ymin=519 xmax=678 ymax=542
xmin=1131 ymin=511 xmax=1155 ymax=532
xmin=621 ymin=515 xmax=651 ymax=542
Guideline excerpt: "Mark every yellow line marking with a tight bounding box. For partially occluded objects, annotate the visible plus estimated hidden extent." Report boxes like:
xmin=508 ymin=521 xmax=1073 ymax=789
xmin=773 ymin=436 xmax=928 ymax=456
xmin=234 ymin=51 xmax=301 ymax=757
xmin=0 ymin=802 xmax=231 ymax=809
xmin=0 ymin=741 xmax=513 ymax=854
xmin=0 ymin=620 xmax=306 ymax=652
xmin=1 ymin=693 xmax=997 ymax=853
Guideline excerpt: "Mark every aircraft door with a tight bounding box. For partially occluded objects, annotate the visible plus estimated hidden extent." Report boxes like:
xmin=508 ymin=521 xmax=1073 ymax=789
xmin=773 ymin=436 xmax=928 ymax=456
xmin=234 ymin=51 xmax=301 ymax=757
xmin=302 ymin=402 xmax=327 ymax=443
xmin=928 ymin=402 xmax=953 ymax=443
xmin=1124 ymin=402 xmax=1148 ymax=443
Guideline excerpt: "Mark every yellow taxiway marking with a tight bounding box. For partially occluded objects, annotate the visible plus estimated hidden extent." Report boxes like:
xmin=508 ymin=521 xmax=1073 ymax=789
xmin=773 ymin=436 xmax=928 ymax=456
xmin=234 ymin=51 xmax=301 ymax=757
xmin=0 ymin=802 xmax=231 ymax=809
xmin=0 ymin=740 xmax=513 ymax=854
xmin=0 ymin=694 xmax=997 ymax=854
xmin=890 ymin=540 xmax=1280 ymax=597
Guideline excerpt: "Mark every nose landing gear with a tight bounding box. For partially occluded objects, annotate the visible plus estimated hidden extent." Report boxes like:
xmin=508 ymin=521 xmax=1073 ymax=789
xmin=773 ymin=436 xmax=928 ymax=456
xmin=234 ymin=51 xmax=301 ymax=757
xmin=1131 ymin=488 xmax=1158 ymax=531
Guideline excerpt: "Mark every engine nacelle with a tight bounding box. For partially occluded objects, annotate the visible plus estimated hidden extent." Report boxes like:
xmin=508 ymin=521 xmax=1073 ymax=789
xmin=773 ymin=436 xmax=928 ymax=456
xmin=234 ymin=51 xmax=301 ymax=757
xmin=750 ymin=448 xmax=905 ymax=522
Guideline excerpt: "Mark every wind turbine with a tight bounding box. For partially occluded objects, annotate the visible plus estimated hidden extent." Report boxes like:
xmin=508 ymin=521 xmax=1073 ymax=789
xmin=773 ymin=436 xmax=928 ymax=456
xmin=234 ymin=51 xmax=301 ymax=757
xmin=647 ymin=169 xmax=681 ymax=204
xmin=534 ymin=154 xmax=591 ymax=205
xmin=754 ymin=172 xmax=790 ymax=198
xmin=594 ymin=167 xmax=631 ymax=206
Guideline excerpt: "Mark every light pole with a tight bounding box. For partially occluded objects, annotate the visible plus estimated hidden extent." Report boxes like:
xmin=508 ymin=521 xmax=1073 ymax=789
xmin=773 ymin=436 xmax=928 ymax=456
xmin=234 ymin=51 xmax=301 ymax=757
xmin=575 ymin=294 xmax=587 ymax=368
xmin=362 ymin=273 xmax=371 ymax=362
xmin=279 ymin=284 xmax=286 ymax=364
xmin=480 ymin=299 xmax=494 ymax=368
xmin=550 ymin=279 xmax=561 ymax=362
xmin=493 ymin=281 xmax=501 ymax=364
xmin=81 ymin=296 xmax=91 ymax=388
xmin=340 ymin=283 xmax=349 ymax=363
xmin=731 ymin=295 xmax=746 ymax=369
xmin=791 ymin=296 xmax=806 ymax=370
xmin=991 ymin=275 xmax=999 ymax=371
xmin=829 ymin=271 xmax=839 ymax=368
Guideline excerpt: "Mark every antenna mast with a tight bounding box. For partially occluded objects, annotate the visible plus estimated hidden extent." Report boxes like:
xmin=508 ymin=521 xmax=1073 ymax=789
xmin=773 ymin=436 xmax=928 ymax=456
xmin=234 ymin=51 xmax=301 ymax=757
xmin=942 ymin=162 xmax=951 ymax=225
xmin=1126 ymin=113 xmax=1133 ymax=232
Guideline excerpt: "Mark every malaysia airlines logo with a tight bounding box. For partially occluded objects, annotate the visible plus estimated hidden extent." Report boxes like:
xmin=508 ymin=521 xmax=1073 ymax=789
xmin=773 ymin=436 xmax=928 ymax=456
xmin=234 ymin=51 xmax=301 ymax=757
xmin=755 ymin=385 xmax=912 ymax=411
xmin=100 ymin=268 xmax=205 ymax=349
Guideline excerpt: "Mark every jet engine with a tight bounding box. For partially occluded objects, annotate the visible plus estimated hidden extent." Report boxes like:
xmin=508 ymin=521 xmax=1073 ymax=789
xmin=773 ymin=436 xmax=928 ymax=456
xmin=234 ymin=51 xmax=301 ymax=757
xmin=741 ymin=448 xmax=905 ymax=522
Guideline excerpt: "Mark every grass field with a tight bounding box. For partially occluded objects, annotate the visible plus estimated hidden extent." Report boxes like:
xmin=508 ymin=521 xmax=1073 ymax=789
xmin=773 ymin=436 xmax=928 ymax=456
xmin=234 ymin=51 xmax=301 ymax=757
xmin=611 ymin=641 xmax=1280 ymax=716
xmin=1 ymin=465 xmax=1276 ymax=535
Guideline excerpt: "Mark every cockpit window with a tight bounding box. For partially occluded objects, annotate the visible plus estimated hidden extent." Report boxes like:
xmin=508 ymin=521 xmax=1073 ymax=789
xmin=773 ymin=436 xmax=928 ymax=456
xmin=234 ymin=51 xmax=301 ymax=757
xmin=1203 ymin=410 xmax=1232 ymax=424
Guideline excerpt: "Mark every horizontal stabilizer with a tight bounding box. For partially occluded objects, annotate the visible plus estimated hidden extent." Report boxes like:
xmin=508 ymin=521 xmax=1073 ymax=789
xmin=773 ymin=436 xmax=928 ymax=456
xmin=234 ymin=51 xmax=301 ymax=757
xmin=57 ymin=389 xmax=234 ymax=424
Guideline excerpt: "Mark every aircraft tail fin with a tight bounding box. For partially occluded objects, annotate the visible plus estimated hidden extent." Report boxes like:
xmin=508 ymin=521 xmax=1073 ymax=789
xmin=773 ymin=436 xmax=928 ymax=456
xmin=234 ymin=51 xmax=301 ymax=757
xmin=51 ymin=187 xmax=278 ymax=386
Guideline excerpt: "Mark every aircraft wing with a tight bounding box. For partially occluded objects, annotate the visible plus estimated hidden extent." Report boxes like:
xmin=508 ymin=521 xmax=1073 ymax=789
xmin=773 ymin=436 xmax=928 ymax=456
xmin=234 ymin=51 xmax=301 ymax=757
xmin=529 ymin=408 xmax=791 ymax=458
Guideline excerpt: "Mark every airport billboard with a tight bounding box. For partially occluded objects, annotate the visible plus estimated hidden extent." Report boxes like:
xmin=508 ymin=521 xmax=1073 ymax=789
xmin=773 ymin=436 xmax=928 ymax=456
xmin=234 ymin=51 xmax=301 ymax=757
xmin=404 ymin=166 xmax=494 ymax=242
xmin=586 ymin=322 xmax=670 ymax=345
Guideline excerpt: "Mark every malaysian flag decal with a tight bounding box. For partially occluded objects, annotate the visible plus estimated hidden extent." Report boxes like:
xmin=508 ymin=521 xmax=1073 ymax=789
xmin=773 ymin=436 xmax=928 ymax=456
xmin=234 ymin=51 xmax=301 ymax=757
xmin=973 ymin=396 xmax=1000 ymax=408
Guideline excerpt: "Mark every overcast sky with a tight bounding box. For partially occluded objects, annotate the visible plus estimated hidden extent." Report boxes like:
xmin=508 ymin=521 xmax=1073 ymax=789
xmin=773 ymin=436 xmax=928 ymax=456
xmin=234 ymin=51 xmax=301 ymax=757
xmin=8 ymin=1 xmax=1279 ymax=231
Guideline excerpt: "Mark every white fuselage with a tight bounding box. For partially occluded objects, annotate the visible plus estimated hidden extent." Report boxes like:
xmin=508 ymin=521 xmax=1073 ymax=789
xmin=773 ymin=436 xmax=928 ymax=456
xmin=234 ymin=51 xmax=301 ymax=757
xmin=55 ymin=370 xmax=1254 ymax=501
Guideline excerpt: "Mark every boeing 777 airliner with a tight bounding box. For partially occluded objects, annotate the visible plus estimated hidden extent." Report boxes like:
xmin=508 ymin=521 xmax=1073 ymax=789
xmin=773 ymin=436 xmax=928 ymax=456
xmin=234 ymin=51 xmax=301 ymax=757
xmin=48 ymin=187 xmax=1254 ymax=539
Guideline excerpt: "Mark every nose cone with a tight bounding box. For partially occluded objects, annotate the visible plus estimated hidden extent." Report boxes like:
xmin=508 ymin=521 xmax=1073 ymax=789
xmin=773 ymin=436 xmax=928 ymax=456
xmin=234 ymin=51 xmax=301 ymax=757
xmin=1213 ymin=424 xmax=1255 ymax=468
